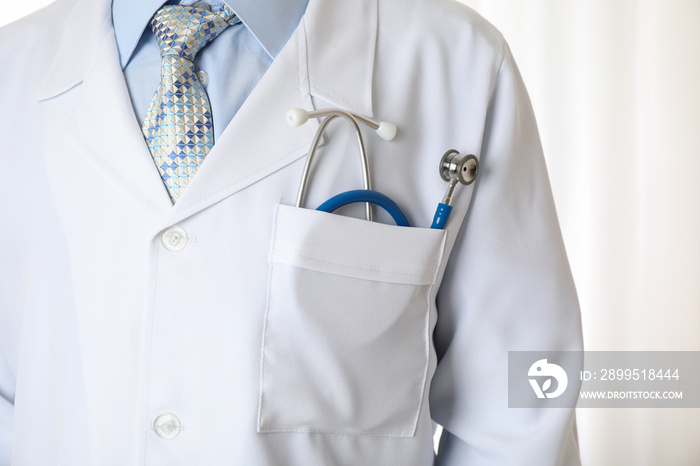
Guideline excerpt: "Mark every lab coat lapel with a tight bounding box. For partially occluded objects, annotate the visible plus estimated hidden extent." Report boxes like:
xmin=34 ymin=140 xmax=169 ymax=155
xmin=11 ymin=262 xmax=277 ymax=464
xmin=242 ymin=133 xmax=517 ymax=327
xmin=36 ymin=0 xmax=378 ymax=225
xmin=160 ymin=0 xmax=378 ymax=227
xmin=160 ymin=21 xmax=318 ymax=227
xmin=72 ymin=15 xmax=173 ymax=214
xmin=38 ymin=0 xmax=173 ymax=216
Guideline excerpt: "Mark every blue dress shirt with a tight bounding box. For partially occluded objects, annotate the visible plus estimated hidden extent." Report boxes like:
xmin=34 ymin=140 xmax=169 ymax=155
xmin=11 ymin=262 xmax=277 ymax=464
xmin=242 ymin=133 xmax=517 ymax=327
xmin=112 ymin=0 xmax=309 ymax=141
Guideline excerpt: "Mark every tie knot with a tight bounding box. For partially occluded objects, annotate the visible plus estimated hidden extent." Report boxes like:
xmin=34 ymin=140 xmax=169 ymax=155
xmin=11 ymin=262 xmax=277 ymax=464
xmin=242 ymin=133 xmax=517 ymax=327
xmin=151 ymin=4 xmax=238 ymax=61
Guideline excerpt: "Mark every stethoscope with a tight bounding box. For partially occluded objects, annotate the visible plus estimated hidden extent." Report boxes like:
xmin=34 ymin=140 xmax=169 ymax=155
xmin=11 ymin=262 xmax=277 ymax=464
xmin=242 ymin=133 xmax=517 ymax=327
xmin=287 ymin=108 xmax=479 ymax=229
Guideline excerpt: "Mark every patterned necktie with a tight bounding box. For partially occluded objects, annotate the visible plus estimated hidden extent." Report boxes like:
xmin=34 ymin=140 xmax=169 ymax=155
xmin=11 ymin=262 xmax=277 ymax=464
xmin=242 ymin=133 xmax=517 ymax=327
xmin=142 ymin=4 xmax=239 ymax=203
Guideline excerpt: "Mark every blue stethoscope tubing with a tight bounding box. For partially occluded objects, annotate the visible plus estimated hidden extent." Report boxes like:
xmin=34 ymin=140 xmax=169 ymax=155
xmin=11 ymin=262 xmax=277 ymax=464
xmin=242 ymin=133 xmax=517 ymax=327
xmin=317 ymin=191 xmax=454 ymax=230
xmin=288 ymin=108 xmax=478 ymax=230
xmin=316 ymin=189 xmax=411 ymax=227
xmin=430 ymin=203 xmax=453 ymax=229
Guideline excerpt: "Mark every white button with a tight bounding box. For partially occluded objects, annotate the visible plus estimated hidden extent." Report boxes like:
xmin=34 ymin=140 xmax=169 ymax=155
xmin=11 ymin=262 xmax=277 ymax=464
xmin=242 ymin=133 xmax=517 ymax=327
xmin=196 ymin=70 xmax=209 ymax=87
xmin=193 ymin=1 xmax=210 ymax=11
xmin=153 ymin=412 xmax=181 ymax=440
xmin=161 ymin=225 xmax=188 ymax=252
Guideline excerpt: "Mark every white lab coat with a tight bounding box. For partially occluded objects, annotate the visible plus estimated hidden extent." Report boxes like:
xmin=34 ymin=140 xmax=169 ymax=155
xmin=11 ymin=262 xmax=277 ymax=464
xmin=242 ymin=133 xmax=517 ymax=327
xmin=0 ymin=0 xmax=583 ymax=464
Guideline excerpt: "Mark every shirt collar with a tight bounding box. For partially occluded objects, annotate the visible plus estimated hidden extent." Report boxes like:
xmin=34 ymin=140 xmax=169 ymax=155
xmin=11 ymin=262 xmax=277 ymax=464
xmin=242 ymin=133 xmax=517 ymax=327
xmin=112 ymin=0 xmax=309 ymax=68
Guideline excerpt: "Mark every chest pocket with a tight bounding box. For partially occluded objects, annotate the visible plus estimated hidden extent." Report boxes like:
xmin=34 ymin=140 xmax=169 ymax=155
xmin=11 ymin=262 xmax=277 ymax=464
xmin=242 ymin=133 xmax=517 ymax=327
xmin=258 ymin=204 xmax=447 ymax=437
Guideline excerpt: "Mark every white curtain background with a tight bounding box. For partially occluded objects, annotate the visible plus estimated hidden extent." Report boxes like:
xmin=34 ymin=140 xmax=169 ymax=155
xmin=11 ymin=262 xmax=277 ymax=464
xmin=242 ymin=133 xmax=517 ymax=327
xmin=2 ymin=1 xmax=700 ymax=464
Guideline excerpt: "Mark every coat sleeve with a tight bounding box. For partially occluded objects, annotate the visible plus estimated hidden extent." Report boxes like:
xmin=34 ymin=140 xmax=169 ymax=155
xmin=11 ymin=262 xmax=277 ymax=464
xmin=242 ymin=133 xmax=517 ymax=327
xmin=429 ymin=43 xmax=583 ymax=466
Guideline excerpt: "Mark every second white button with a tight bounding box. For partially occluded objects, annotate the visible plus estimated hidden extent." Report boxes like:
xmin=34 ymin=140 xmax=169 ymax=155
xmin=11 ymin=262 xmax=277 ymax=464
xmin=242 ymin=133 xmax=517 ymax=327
xmin=161 ymin=225 xmax=188 ymax=252
xmin=153 ymin=412 xmax=181 ymax=440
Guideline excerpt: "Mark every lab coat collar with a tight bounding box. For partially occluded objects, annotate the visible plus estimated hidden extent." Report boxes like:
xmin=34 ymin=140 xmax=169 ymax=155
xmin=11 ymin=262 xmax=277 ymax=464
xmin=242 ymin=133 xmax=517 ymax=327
xmin=35 ymin=0 xmax=377 ymax=223
xmin=165 ymin=0 xmax=377 ymax=225
xmin=36 ymin=0 xmax=111 ymax=102
xmin=37 ymin=0 xmax=377 ymax=117
xmin=111 ymin=0 xmax=310 ymax=68
xmin=304 ymin=0 xmax=377 ymax=117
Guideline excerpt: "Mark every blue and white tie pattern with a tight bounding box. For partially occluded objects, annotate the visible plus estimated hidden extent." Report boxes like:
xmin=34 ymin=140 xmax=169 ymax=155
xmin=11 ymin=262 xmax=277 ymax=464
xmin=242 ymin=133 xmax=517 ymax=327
xmin=142 ymin=4 xmax=239 ymax=203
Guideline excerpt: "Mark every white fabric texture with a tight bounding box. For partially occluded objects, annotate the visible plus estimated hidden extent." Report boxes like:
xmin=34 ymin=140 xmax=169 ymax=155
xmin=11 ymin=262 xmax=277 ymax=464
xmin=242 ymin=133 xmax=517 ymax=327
xmin=261 ymin=206 xmax=446 ymax=436
xmin=459 ymin=1 xmax=700 ymax=465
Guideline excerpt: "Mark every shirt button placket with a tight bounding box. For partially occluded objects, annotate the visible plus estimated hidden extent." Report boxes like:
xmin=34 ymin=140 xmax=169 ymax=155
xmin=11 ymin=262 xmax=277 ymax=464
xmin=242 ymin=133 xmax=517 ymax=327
xmin=196 ymin=70 xmax=209 ymax=87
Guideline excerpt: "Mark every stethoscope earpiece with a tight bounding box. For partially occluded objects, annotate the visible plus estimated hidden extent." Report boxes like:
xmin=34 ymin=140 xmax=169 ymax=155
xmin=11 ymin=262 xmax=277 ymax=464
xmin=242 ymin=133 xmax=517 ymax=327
xmin=286 ymin=108 xmax=310 ymax=127
xmin=287 ymin=108 xmax=397 ymax=140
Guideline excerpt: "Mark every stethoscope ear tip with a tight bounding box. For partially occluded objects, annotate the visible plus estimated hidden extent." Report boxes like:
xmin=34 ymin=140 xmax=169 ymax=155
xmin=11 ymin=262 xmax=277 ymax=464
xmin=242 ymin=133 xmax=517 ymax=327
xmin=375 ymin=122 xmax=397 ymax=141
xmin=286 ymin=108 xmax=309 ymax=127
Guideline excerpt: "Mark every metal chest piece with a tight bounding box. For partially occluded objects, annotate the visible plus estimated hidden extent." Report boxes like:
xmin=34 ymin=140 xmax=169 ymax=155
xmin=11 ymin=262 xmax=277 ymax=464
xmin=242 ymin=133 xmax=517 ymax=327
xmin=439 ymin=149 xmax=479 ymax=206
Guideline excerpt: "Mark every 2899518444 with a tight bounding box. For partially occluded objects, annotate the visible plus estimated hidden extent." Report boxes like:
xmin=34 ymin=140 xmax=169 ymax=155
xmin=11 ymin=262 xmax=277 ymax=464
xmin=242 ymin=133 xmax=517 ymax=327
xmin=580 ymin=369 xmax=680 ymax=381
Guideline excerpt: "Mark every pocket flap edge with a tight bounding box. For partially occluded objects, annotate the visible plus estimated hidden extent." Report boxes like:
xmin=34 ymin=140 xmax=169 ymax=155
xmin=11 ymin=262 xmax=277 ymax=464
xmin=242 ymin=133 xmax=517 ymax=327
xmin=270 ymin=204 xmax=447 ymax=285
